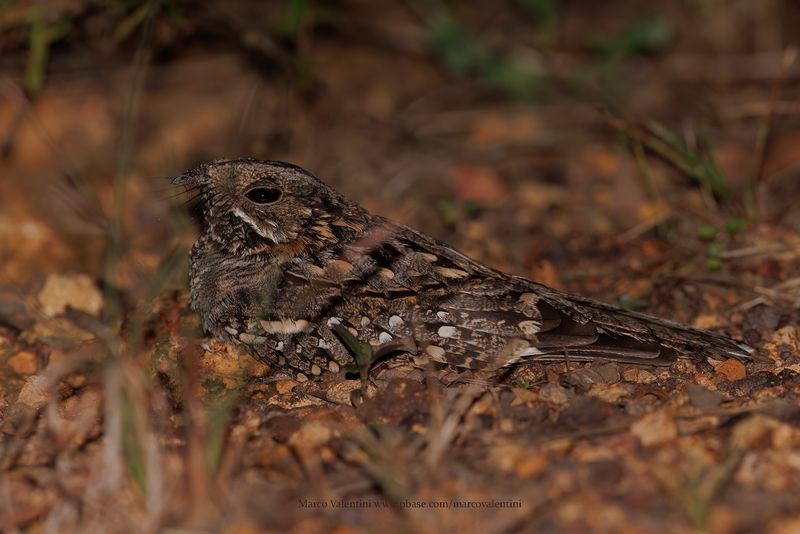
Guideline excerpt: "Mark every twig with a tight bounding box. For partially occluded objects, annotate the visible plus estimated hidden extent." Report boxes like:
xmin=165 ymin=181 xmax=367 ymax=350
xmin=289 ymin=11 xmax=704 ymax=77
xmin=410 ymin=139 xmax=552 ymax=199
xmin=602 ymin=111 xmax=727 ymax=197
xmin=720 ymin=242 xmax=791 ymax=260
xmin=747 ymin=47 xmax=797 ymax=219
xmin=732 ymin=276 xmax=800 ymax=311
xmin=425 ymin=383 xmax=485 ymax=467
xmin=616 ymin=211 xmax=670 ymax=244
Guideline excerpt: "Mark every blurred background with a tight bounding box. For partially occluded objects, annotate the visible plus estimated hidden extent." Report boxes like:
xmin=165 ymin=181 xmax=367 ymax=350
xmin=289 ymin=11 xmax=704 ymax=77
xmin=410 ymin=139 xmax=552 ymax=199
xmin=2 ymin=2 xmax=800 ymax=531
xmin=1 ymin=0 xmax=798 ymax=300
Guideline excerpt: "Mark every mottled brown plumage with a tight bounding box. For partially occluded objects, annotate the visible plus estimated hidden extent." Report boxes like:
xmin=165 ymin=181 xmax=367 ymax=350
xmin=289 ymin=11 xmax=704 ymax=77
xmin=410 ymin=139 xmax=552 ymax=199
xmin=174 ymin=159 xmax=752 ymax=381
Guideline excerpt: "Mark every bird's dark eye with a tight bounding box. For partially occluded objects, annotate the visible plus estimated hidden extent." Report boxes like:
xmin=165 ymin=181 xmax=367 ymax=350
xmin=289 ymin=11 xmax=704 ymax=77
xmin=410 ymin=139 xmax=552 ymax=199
xmin=246 ymin=187 xmax=282 ymax=204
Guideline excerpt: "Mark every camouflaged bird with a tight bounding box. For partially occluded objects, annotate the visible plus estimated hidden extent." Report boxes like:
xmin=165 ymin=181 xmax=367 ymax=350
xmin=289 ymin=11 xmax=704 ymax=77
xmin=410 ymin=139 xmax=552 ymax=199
xmin=174 ymin=159 xmax=752 ymax=381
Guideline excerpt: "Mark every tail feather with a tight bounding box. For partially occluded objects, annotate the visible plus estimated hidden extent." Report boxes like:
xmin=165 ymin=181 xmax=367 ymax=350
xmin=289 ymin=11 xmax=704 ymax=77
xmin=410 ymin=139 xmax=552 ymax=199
xmin=531 ymin=283 xmax=753 ymax=363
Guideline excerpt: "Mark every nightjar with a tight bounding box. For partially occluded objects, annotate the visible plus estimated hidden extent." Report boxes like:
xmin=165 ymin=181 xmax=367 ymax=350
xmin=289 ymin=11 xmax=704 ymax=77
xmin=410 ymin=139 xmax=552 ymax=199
xmin=174 ymin=159 xmax=752 ymax=381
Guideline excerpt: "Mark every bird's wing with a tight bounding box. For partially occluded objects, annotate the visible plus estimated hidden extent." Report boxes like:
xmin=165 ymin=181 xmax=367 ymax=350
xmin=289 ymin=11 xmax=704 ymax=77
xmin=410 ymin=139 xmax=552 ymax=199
xmin=280 ymin=221 xmax=752 ymax=371
xmin=379 ymin=225 xmax=752 ymax=368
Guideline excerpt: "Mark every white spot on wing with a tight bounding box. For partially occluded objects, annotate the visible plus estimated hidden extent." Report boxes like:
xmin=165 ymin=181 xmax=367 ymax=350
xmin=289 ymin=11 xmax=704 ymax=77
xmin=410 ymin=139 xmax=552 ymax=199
xmin=436 ymin=311 xmax=451 ymax=321
xmin=519 ymin=346 xmax=544 ymax=356
xmin=327 ymin=317 xmax=342 ymax=327
xmin=437 ymin=326 xmax=458 ymax=338
xmin=436 ymin=267 xmax=469 ymax=278
xmin=518 ymin=320 xmax=541 ymax=336
xmin=260 ymin=319 xmax=311 ymax=334
xmin=377 ymin=267 xmax=395 ymax=279
xmin=388 ymin=315 xmax=404 ymax=329
xmin=238 ymin=332 xmax=257 ymax=343
xmin=504 ymin=344 xmax=544 ymax=366
xmin=379 ymin=332 xmax=393 ymax=344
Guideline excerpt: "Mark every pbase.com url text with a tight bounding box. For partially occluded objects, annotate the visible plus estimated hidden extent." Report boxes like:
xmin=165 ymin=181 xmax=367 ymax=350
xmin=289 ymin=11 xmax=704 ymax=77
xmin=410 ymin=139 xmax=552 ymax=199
xmin=299 ymin=499 xmax=523 ymax=510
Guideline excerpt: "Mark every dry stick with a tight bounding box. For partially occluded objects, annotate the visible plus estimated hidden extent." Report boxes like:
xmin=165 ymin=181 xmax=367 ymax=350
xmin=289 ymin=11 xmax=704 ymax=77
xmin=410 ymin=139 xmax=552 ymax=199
xmin=732 ymin=276 xmax=800 ymax=311
xmin=425 ymin=382 xmax=485 ymax=468
xmin=341 ymin=427 xmax=423 ymax=532
xmin=225 ymin=80 xmax=262 ymax=155
xmin=96 ymin=0 xmax=157 ymax=499
xmin=686 ymin=448 xmax=745 ymax=528
xmin=602 ymin=113 xmax=679 ymax=168
xmin=747 ymin=47 xmax=797 ymax=219
xmin=182 ymin=341 xmax=218 ymax=525
xmin=602 ymin=111 xmax=721 ymax=195
xmin=660 ymin=273 xmax=800 ymax=309
xmin=724 ymin=100 xmax=800 ymax=119
xmin=425 ymin=340 xmax=524 ymax=467
xmin=720 ymin=242 xmax=792 ymax=260
xmin=615 ymin=141 xmax=671 ymax=244
xmin=633 ymin=139 xmax=665 ymax=210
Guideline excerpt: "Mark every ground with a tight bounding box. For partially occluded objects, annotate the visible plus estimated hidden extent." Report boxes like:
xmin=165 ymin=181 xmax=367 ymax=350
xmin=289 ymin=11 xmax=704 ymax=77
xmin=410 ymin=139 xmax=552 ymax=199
xmin=1 ymin=1 xmax=800 ymax=532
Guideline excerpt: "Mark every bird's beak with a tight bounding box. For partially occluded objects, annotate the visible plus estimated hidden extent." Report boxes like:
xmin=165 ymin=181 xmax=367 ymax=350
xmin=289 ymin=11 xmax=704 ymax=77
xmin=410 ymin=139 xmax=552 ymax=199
xmin=172 ymin=163 xmax=211 ymax=186
xmin=171 ymin=170 xmax=195 ymax=186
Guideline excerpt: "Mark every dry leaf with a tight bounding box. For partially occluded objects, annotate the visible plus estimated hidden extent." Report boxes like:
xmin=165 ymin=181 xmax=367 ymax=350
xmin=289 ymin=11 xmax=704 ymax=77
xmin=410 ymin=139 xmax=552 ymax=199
xmin=717 ymin=359 xmax=747 ymax=381
xmin=37 ymin=273 xmax=103 ymax=317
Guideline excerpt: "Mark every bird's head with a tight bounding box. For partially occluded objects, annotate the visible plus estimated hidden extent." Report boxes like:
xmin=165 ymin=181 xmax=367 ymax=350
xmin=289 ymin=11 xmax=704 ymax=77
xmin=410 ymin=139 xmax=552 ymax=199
xmin=173 ymin=159 xmax=367 ymax=257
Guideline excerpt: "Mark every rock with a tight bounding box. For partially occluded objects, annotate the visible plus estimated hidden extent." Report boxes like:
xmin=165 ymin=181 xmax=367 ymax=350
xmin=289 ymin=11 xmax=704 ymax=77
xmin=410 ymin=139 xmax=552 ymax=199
xmin=762 ymin=326 xmax=799 ymax=362
xmin=731 ymin=415 xmax=777 ymax=449
xmin=7 ymin=350 xmax=38 ymax=375
xmin=716 ymin=358 xmax=747 ymax=381
xmin=622 ymin=368 xmax=656 ymax=384
xmin=37 ymin=273 xmax=103 ymax=317
xmin=630 ymin=410 xmax=677 ymax=446
xmin=17 ymin=374 xmax=50 ymax=409
xmin=272 ymin=379 xmax=296 ymax=395
xmin=588 ymin=382 xmax=633 ymax=403
xmin=538 ymin=383 xmax=572 ymax=404
xmin=288 ymin=420 xmax=334 ymax=449
xmin=564 ymin=363 xmax=621 ymax=390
